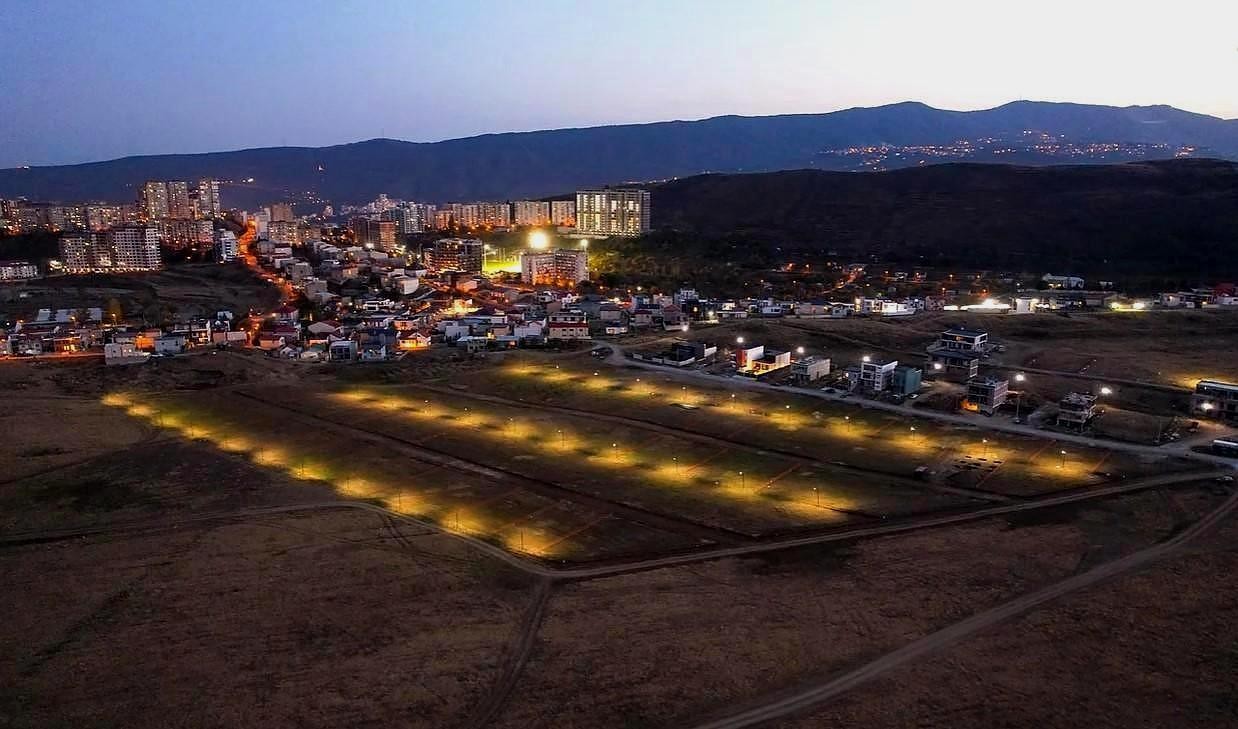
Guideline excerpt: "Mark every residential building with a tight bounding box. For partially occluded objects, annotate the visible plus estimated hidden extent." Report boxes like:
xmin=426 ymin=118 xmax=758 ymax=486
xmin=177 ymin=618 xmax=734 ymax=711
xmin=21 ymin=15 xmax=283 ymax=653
xmin=384 ymin=204 xmax=423 ymax=234
xmin=1192 ymin=380 xmax=1238 ymax=420
xmin=925 ymin=349 xmax=981 ymax=382
xmin=269 ymin=203 xmax=294 ymax=222
xmin=215 ymin=230 xmax=239 ymax=262
xmin=936 ymin=328 xmax=989 ymax=352
xmin=60 ymin=226 xmax=162 ymax=273
xmin=425 ymin=238 xmax=484 ymax=274
xmin=167 ymin=180 xmax=192 ymax=219
xmin=520 ymin=248 xmax=589 ymax=285
xmin=141 ymin=181 xmax=169 ymax=219
xmin=791 ymin=355 xmax=831 ymax=382
xmin=158 ymin=219 xmax=213 ymax=251
xmin=104 ymin=342 xmax=149 ymax=366
xmin=891 ymin=366 xmax=923 ymax=396
xmin=1056 ymin=392 xmax=1097 ymax=429
xmin=85 ymin=204 xmax=124 ymax=231
xmin=550 ymin=200 xmax=576 ymax=227
xmin=547 ymin=321 xmax=590 ymax=340
xmin=513 ymin=200 xmax=551 ymax=226
xmin=349 ymin=217 xmax=396 ymax=252
xmin=860 ymin=357 xmax=899 ymax=393
xmin=196 ymin=179 xmax=221 ymax=218
xmin=965 ymin=377 xmax=1009 ymax=414
xmin=575 ymin=188 xmax=650 ymax=237
xmin=0 ymin=260 xmax=39 ymax=281
xmin=268 ymin=220 xmax=301 ymax=246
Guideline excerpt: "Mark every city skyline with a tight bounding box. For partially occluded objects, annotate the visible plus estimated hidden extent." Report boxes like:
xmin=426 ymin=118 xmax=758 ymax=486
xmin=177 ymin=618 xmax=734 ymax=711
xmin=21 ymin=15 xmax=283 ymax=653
xmin=2 ymin=0 xmax=1236 ymax=168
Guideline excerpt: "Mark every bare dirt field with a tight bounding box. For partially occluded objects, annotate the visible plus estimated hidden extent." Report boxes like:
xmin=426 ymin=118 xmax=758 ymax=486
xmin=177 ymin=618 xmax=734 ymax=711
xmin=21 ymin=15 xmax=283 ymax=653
xmin=777 ymin=496 xmax=1238 ymax=729
xmin=489 ymin=484 xmax=1226 ymax=729
xmin=1 ymin=350 xmax=1234 ymax=729
xmin=0 ymin=508 xmax=537 ymax=729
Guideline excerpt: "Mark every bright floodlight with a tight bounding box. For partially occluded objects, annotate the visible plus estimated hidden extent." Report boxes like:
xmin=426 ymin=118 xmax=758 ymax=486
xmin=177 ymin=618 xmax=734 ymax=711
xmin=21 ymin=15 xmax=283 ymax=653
xmin=1015 ymin=373 xmax=1026 ymax=382
xmin=1100 ymin=386 xmax=1113 ymax=396
xmin=736 ymin=336 xmax=745 ymax=344
xmin=1202 ymin=402 xmax=1214 ymax=411
xmin=528 ymin=230 xmax=550 ymax=250
xmin=862 ymin=355 xmax=871 ymax=363
xmin=795 ymin=346 xmax=805 ymax=355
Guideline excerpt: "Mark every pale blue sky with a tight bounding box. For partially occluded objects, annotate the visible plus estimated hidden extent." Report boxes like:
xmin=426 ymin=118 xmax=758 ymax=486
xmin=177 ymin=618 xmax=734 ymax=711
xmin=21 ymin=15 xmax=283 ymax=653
xmin=1 ymin=0 xmax=1235 ymax=167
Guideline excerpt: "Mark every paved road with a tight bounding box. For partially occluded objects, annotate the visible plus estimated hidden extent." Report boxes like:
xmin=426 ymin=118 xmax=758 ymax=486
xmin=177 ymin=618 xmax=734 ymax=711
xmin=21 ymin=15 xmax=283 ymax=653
xmin=687 ymin=484 xmax=1238 ymax=729
xmin=600 ymin=342 xmax=1238 ymax=468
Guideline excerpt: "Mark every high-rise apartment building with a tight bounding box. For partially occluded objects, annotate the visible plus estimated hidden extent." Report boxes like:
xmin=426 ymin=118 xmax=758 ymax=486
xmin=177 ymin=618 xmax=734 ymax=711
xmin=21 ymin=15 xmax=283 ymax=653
xmin=215 ymin=230 xmax=239 ymax=262
xmin=268 ymin=220 xmax=302 ymax=246
xmin=513 ymin=200 xmax=551 ymax=227
xmin=383 ymin=204 xmax=423 ymax=234
xmin=268 ymin=203 xmax=294 ymax=222
xmin=60 ymin=226 xmax=162 ymax=273
xmin=424 ymin=238 xmax=484 ymax=274
xmin=550 ymin=200 xmax=576 ymax=226
xmin=349 ymin=217 xmax=397 ymax=252
xmin=141 ymin=181 xmax=170 ymax=220
xmin=85 ymin=204 xmax=123 ymax=231
xmin=575 ymin=188 xmax=649 ymax=237
xmin=520 ymin=248 xmax=589 ymax=285
xmin=158 ymin=219 xmax=214 ymax=251
xmin=196 ymin=179 xmax=221 ymax=218
xmin=167 ymin=180 xmax=192 ymax=219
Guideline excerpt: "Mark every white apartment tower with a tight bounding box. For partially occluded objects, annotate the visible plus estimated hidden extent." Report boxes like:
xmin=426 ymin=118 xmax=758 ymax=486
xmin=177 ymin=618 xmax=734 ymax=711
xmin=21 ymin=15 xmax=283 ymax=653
xmin=575 ymin=188 xmax=649 ymax=237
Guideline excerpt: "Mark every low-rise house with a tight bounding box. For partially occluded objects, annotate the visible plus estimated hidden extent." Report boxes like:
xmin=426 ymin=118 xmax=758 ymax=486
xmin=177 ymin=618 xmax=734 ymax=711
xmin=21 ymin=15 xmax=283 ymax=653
xmin=359 ymin=342 xmax=388 ymax=361
xmin=547 ymin=321 xmax=590 ymax=341
xmin=965 ymin=377 xmax=1009 ymax=414
xmin=1192 ymin=380 xmax=1238 ymax=420
xmin=925 ymin=349 xmax=981 ymax=382
xmin=860 ymin=357 xmax=899 ymax=392
xmin=1057 ymin=392 xmax=1097 ymax=429
xmin=153 ymin=334 xmax=187 ymax=355
xmin=397 ymin=331 xmax=432 ymax=351
xmin=104 ymin=341 xmax=149 ymax=366
xmin=936 ymin=328 xmax=989 ymax=353
xmin=750 ymin=349 xmax=791 ymax=375
xmin=329 ymin=340 xmax=358 ymax=362
xmin=891 ymin=366 xmax=923 ymax=396
xmin=791 ymin=356 xmax=831 ymax=382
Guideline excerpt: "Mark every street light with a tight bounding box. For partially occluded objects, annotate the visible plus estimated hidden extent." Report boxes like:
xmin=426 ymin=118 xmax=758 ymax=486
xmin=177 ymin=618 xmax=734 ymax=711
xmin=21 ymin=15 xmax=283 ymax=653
xmin=1059 ymin=449 xmax=1067 ymax=468
xmin=736 ymin=336 xmax=745 ymax=345
xmin=739 ymin=471 xmax=746 ymax=489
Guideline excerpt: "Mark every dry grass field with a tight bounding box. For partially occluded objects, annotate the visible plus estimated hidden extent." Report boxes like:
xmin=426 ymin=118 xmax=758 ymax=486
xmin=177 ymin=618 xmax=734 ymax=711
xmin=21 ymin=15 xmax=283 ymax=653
xmin=489 ymin=485 xmax=1226 ymax=729
xmin=0 ymin=346 xmax=1233 ymax=729
xmin=779 ymin=499 xmax=1238 ymax=729
xmin=454 ymin=359 xmax=1182 ymax=497
xmin=0 ymin=508 xmax=536 ymax=729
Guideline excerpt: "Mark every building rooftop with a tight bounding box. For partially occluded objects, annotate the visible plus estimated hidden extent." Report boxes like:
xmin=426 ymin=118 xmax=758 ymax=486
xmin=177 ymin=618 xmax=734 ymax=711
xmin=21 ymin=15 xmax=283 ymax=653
xmin=942 ymin=327 xmax=987 ymax=338
xmin=1197 ymin=380 xmax=1238 ymax=393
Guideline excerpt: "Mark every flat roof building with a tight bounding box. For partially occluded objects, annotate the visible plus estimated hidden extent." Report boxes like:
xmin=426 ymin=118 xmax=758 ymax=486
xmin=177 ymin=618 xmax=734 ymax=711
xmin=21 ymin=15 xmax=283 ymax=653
xmin=576 ymin=189 xmax=650 ymax=237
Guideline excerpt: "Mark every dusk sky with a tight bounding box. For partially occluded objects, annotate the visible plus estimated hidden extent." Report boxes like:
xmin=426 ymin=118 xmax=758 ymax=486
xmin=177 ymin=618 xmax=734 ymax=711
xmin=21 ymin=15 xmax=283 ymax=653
xmin=2 ymin=0 xmax=1235 ymax=168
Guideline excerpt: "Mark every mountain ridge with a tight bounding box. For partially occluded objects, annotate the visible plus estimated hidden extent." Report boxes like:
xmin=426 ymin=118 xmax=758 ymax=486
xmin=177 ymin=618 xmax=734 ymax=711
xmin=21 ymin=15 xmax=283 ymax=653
xmin=2 ymin=100 xmax=1236 ymax=206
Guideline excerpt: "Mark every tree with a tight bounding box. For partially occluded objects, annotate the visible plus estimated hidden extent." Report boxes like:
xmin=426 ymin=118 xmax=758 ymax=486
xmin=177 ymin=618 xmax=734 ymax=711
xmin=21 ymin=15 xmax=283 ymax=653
xmin=106 ymin=298 xmax=124 ymax=325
